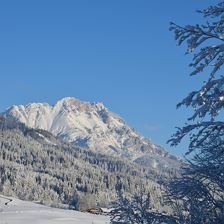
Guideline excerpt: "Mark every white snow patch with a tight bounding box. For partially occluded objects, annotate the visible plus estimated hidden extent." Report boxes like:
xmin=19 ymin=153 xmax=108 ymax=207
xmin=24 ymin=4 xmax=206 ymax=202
xmin=0 ymin=196 xmax=109 ymax=224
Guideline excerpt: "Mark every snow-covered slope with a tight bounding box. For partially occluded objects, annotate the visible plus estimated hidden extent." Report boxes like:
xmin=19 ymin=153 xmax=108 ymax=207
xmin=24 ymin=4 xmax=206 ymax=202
xmin=3 ymin=97 xmax=179 ymax=169
xmin=0 ymin=195 xmax=109 ymax=224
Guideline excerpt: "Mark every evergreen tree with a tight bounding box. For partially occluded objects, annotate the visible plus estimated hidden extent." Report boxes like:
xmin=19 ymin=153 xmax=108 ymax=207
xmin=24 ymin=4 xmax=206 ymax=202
xmin=167 ymin=1 xmax=224 ymax=223
xmin=110 ymin=183 xmax=176 ymax=224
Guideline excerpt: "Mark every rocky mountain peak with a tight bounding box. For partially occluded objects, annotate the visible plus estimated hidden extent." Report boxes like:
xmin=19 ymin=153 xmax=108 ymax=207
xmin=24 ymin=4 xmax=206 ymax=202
xmin=3 ymin=97 xmax=180 ymax=170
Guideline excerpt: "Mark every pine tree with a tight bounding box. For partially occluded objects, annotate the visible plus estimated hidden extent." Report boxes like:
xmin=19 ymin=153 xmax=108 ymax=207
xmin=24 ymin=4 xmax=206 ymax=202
xmin=110 ymin=183 xmax=176 ymax=224
xmin=167 ymin=2 xmax=224 ymax=223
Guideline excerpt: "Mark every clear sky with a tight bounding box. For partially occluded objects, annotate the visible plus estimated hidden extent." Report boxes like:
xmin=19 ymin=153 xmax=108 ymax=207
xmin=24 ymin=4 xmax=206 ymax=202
xmin=0 ymin=0 xmax=214 ymax=156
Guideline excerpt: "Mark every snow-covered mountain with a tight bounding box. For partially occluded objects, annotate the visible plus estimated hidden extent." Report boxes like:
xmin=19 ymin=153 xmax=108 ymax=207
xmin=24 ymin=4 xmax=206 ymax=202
xmin=0 ymin=115 xmax=166 ymax=210
xmin=3 ymin=97 xmax=179 ymax=169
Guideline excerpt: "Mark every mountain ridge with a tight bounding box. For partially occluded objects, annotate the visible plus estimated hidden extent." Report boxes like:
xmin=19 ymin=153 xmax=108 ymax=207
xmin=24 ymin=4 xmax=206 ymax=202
xmin=3 ymin=97 xmax=180 ymax=170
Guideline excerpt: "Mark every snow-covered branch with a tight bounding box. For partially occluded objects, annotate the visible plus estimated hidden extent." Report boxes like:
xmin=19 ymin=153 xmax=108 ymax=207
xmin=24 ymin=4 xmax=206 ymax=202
xmin=167 ymin=2 xmax=224 ymax=223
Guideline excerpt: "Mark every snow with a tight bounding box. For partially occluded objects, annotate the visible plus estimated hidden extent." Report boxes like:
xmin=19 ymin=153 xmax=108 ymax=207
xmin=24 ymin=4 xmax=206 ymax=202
xmin=4 ymin=98 xmax=151 ymax=158
xmin=36 ymin=132 xmax=56 ymax=145
xmin=0 ymin=196 xmax=109 ymax=224
xmin=3 ymin=97 xmax=180 ymax=170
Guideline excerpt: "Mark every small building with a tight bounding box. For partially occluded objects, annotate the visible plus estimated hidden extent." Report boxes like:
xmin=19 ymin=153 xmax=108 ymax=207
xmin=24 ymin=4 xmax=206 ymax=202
xmin=86 ymin=207 xmax=105 ymax=215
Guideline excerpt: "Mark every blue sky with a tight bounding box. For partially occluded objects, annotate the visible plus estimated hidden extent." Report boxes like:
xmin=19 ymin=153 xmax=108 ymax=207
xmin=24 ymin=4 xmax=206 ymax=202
xmin=0 ymin=0 xmax=214 ymax=156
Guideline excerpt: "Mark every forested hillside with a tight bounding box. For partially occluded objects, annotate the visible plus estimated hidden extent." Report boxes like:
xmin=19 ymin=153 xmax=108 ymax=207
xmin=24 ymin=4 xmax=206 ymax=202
xmin=0 ymin=116 xmax=175 ymax=212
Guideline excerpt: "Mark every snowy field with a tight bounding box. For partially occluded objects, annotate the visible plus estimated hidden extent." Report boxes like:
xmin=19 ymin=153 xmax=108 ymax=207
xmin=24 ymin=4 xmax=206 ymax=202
xmin=0 ymin=196 xmax=109 ymax=224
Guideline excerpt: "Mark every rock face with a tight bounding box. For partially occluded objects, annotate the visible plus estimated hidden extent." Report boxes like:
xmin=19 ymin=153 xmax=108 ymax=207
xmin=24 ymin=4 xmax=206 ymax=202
xmin=3 ymin=97 xmax=180 ymax=170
